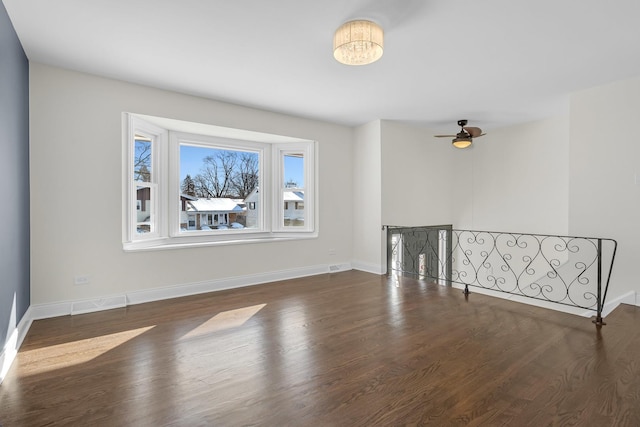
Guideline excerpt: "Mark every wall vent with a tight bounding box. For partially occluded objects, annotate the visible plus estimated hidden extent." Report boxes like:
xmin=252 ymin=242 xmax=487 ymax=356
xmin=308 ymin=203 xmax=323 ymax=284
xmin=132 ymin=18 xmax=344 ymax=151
xmin=71 ymin=295 xmax=127 ymax=315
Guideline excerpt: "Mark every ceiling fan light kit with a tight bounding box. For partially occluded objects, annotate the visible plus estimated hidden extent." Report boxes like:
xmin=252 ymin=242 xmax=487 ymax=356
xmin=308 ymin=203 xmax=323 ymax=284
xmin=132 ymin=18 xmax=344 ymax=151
xmin=452 ymin=136 xmax=472 ymax=149
xmin=333 ymin=20 xmax=384 ymax=66
xmin=435 ymin=119 xmax=486 ymax=149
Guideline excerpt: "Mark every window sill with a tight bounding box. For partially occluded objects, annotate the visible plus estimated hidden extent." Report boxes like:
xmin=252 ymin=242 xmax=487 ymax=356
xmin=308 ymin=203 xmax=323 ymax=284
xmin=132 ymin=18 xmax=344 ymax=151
xmin=123 ymin=231 xmax=318 ymax=252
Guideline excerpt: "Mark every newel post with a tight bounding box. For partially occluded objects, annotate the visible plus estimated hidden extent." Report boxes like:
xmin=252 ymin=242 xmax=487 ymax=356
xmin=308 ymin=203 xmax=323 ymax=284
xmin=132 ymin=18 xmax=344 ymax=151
xmin=593 ymin=239 xmax=606 ymax=327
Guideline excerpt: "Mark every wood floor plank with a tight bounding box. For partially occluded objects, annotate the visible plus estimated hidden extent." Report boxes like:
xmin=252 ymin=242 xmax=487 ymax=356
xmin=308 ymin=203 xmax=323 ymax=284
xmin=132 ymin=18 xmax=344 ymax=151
xmin=1 ymin=270 xmax=639 ymax=426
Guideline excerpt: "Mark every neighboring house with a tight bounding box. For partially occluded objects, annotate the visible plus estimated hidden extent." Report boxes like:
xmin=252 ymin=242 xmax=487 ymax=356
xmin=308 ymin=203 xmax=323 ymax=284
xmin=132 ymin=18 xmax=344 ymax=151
xmin=137 ymin=191 xmax=205 ymax=232
xmin=136 ymin=187 xmax=152 ymax=231
xmin=140 ymin=188 xmax=304 ymax=232
xmin=182 ymin=197 xmax=245 ymax=230
xmin=179 ymin=193 xmax=199 ymax=230
xmin=244 ymin=188 xmax=304 ymax=228
xmin=244 ymin=188 xmax=260 ymax=228
xmin=283 ymin=190 xmax=305 ymax=226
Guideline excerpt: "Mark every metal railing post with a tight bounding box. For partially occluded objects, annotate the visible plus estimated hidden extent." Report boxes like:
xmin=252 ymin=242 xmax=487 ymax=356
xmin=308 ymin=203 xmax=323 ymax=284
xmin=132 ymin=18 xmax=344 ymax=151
xmin=446 ymin=228 xmax=453 ymax=287
xmin=593 ymin=238 xmax=605 ymax=326
xmin=385 ymin=226 xmax=390 ymax=276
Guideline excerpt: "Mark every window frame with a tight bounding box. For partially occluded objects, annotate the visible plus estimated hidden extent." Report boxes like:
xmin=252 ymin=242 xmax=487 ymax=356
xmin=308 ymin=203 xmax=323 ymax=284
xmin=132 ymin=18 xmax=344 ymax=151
xmin=168 ymin=131 xmax=269 ymax=239
xmin=123 ymin=117 xmax=168 ymax=244
xmin=274 ymin=145 xmax=314 ymax=232
xmin=123 ymin=113 xmax=317 ymax=251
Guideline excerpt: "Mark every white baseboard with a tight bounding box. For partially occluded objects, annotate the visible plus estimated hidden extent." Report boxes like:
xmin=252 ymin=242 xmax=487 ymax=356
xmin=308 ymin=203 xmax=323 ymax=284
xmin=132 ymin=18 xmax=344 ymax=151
xmin=127 ymin=262 xmax=350 ymax=305
xmin=451 ymin=283 xmax=639 ymax=319
xmin=0 ymin=306 xmax=33 ymax=384
xmin=28 ymin=263 xmax=351 ymax=317
xmin=30 ymin=300 xmax=72 ymax=320
xmin=599 ymin=291 xmax=637 ymax=317
xmin=351 ymin=260 xmax=385 ymax=275
xmin=450 ymin=283 xmax=589 ymax=316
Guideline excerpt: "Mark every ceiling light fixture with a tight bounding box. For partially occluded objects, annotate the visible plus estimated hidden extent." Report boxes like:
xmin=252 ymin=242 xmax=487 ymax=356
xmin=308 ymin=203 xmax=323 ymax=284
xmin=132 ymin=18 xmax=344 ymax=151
xmin=333 ymin=20 xmax=384 ymax=66
xmin=452 ymin=134 xmax=472 ymax=149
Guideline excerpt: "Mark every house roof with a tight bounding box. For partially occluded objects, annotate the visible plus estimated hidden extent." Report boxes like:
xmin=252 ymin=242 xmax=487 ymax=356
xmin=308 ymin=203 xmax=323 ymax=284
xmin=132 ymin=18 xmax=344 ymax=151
xmin=284 ymin=191 xmax=304 ymax=202
xmin=5 ymin=1 xmax=640 ymax=131
xmin=187 ymin=198 xmax=244 ymax=213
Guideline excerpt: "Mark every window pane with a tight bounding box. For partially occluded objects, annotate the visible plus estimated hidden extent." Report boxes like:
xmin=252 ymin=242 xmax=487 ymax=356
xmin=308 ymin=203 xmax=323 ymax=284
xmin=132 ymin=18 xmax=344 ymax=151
xmin=283 ymin=190 xmax=305 ymax=227
xmin=134 ymin=136 xmax=152 ymax=182
xmin=136 ymin=185 xmax=153 ymax=234
xmin=179 ymin=144 xmax=260 ymax=231
xmin=284 ymin=154 xmax=304 ymax=188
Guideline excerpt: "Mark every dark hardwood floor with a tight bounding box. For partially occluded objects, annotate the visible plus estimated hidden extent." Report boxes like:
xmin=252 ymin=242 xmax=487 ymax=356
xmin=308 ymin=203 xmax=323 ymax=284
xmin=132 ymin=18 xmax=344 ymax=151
xmin=1 ymin=270 xmax=640 ymax=426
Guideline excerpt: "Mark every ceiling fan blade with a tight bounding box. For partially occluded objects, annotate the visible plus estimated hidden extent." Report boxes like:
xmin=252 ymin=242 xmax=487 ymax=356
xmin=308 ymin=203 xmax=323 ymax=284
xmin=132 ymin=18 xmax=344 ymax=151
xmin=434 ymin=134 xmax=456 ymax=138
xmin=474 ymin=133 xmax=487 ymax=138
xmin=463 ymin=127 xmax=483 ymax=137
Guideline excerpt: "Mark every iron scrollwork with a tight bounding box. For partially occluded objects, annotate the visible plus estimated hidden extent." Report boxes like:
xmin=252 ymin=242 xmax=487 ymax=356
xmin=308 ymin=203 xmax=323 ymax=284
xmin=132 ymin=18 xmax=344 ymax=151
xmin=386 ymin=226 xmax=617 ymax=325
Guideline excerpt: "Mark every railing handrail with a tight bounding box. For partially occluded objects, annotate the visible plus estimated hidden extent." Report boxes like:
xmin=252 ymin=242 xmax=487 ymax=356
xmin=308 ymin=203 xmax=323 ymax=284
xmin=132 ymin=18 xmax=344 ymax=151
xmin=384 ymin=224 xmax=618 ymax=244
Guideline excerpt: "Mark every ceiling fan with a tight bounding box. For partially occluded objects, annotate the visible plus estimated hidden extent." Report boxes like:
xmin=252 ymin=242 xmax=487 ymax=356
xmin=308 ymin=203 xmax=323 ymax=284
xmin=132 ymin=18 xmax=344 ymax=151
xmin=435 ymin=119 xmax=486 ymax=149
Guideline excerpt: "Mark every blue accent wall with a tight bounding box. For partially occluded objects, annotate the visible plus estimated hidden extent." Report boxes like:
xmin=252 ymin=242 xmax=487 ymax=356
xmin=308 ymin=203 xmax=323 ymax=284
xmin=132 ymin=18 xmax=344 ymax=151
xmin=0 ymin=2 xmax=30 ymax=348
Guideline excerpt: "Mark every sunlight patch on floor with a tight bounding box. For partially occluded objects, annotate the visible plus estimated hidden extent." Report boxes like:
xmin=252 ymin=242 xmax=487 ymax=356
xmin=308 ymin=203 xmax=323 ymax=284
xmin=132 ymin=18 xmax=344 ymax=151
xmin=181 ymin=304 xmax=266 ymax=339
xmin=0 ymin=293 xmax=18 ymax=382
xmin=17 ymin=325 xmax=155 ymax=376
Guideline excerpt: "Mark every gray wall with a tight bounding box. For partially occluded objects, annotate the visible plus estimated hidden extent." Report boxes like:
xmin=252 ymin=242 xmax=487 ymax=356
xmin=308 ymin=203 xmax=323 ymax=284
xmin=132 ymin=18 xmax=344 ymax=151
xmin=0 ymin=2 xmax=30 ymax=347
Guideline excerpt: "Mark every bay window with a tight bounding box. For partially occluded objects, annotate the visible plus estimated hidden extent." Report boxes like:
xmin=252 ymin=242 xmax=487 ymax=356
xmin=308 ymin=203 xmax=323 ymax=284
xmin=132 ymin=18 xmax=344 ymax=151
xmin=123 ymin=113 xmax=316 ymax=250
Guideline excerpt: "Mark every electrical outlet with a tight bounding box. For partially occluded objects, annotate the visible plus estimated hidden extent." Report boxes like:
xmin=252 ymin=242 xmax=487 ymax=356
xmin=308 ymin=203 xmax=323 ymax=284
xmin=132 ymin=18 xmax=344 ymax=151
xmin=74 ymin=275 xmax=90 ymax=286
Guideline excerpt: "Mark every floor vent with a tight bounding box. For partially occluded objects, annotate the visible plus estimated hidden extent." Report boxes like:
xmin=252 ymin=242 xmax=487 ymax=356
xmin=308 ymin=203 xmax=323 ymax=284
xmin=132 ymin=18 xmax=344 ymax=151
xmin=71 ymin=295 xmax=127 ymax=315
xmin=329 ymin=265 xmax=341 ymax=272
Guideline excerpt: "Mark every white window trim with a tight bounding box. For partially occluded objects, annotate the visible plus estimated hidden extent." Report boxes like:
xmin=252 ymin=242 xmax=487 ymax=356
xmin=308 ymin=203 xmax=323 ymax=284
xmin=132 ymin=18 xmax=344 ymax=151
xmin=122 ymin=116 xmax=168 ymax=244
xmin=273 ymin=144 xmax=315 ymax=233
xmin=168 ymin=131 xmax=270 ymax=238
xmin=122 ymin=113 xmax=317 ymax=251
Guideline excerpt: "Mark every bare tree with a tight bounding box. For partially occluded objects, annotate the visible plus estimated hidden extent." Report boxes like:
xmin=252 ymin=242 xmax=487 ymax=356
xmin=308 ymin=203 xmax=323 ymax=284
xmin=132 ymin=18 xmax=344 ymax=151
xmin=231 ymin=153 xmax=259 ymax=198
xmin=191 ymin=150 xmax=260 ymax=199
xmin=134 ymin=141 xmax=152 ymax=182
xmin=193 ymin=168 xmax=216 ymax=198
xmin=194 ymin=151 xmax=238 ymax=198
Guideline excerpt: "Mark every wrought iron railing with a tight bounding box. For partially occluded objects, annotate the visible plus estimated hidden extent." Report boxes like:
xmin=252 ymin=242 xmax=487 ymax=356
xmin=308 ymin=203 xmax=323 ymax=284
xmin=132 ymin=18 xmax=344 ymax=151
xmin=385 ymin=226 xmax=617 ymax=326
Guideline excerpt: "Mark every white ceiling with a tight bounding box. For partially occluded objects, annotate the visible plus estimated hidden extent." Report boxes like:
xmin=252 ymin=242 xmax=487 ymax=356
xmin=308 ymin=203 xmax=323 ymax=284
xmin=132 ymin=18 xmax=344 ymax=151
xmin=4 ymin=0 xmax=640 ymax=132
